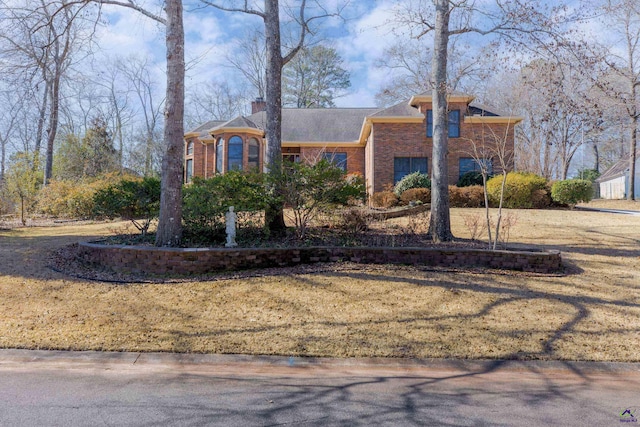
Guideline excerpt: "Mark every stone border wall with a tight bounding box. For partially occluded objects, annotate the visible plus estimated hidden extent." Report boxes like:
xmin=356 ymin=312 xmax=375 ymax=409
xmin=77 ymin=243 xmax=562 ymax=276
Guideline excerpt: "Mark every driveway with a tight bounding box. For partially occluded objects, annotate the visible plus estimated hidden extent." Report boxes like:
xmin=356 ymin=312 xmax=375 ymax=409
xmin=575 ymin=206 xmax=640 ymax=216
xmin=0 ymin=350 xmax=638 ymax=426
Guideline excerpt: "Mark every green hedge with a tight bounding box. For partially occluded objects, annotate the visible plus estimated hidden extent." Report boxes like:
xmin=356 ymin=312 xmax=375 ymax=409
xmin=551 ymin=179 xmax=594 ymax=205
xmin=486 ymin=172 xmax=549 ymax=209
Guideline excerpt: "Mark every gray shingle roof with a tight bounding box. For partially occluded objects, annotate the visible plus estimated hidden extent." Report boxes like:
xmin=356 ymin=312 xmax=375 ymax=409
xmin=248 ymin=108 xmax=379 ymax=142
xmin=189 ymin=94 xmax=512 ymax=143
xmin=212 ymin=116 xmax=260 ymax=132
xmin=370 ymin=100 xmax=423 ymax=118
xmin=187 ymin=120 xmax=226 ymax=138
xmin=596 ymin=156 xmax=631 ymax=182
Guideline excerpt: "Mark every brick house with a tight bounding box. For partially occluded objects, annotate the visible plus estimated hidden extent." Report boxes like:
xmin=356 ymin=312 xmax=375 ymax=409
xmin=184 ymin=92 xmax=522 ymax=195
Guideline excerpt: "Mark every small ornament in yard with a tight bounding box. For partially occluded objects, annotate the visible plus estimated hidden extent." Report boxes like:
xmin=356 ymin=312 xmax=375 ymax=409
xmin=225 ymin=206 xmax=238 ymax=248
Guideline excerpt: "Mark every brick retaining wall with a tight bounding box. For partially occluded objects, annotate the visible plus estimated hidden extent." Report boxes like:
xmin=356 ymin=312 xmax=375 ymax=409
xmin=77 ymin=243 xmax=562 ymax=276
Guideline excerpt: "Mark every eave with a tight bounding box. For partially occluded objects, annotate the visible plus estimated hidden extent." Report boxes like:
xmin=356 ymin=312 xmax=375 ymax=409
xmin=409 ymin=94 xmax=475 ymax=107
xmin=464 ymin=116 xmax=523 ymax=125
xmin=282 ymin=141 xmax=363 ymax=148
xmin=210 ymin=127 xmax=265 ymax=137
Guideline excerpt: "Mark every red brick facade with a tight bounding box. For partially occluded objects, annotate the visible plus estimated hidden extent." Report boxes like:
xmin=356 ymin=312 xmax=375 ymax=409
xmin=185 ymin=96 xmax=519 ymax=195
xmin=368 ymin=100 xmax=516 ymax=193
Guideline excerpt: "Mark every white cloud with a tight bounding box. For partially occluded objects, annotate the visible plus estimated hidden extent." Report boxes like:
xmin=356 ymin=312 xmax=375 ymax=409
xmin=332 ymin=0 xmax=401 ymax=106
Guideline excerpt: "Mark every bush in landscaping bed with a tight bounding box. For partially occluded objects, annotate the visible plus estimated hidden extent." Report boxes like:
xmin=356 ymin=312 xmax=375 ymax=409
xmin=393 ymin=172 xmax=431 ymax=196
xmin=449 ymin=185 xmax=485 ymax=208
xmin=457 ymin=171 xmax=486 ymax=187
xmin=486 ymin=172 xmax=548 ymax=208
xmin=551 ymin=179 xmax=594 ymax=206
xmin=182 ymin=171 xmax=267 ymax=242
xmin=400 ymin=187 xmax=430 ymax=205
xmin=371 ymin=191 xmax=399 ymax=208
xmin=271 ymin=159 xmax=367 ymax=238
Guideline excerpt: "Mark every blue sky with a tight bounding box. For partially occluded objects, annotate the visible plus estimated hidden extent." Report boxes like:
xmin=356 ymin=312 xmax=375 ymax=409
xmin=93 ymin=0 xmax=403 ymax=108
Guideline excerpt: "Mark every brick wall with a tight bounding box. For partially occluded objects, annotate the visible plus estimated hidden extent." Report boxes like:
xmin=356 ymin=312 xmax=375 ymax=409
xmin=370 ymin=102 xmax=516 ymax=193
xmin=301 ymin=147 xmax=365 ymax=176
xmin=77 ymin=243 xmax=562 ymax=276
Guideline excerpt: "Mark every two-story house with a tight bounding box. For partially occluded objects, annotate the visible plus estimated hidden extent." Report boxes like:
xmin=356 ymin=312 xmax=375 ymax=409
xmin=184 ymin=92 xmax=522 ymax=195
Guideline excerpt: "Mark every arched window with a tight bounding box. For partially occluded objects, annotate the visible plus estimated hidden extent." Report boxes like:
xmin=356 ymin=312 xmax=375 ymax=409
xmin=228 ymin=136 xmax=243 ymax=171
xmin=248 ymin=138 xmax=260 ymax=169
xmin=215 ymin=138 xmax=223 ymax=173
xmin=186 ymin=140 xmax=194 ymax=155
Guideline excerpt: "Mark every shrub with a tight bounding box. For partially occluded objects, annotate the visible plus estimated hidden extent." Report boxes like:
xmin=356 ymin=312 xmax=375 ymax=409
xmin=182 ymin=171 xmax=268 ymax=242
xmin=93 ymin=177 xmax=161 ymax=235
xmin=486 ymin=172 xmax=548 ymax=209
xmin=551 ymin=179 xmax=594 ymax=206
xmin=400 ymin=187 xmax=430 ymax=205
xmin=371 ymin=191 xmax=398 ymax=208
xmin=270 ymin=159 xmax=366 ymax=238
xmin=531 ymin=188 xmax=552 ymax=209
xmin=393 ymin=172 xmax=431 ymax=196
xmin=37 ymin=174 xmax=134 ymax=219
xmin=339 ymin=207 xmax=372 ymax=233
xmin=449 ymin=185 xmax=485 ymax=208
xmin=457 ymin=171 xmax=485 ymax=187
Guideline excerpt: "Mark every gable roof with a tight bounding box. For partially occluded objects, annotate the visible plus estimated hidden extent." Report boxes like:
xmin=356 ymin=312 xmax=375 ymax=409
xmin=185 ymin=120 xmax=226 ymax=139
xmin=247 ymin=108 xmax=379 ymax=143
xmin=597 ymin=156 xmax=631 ymax=182
xmin=369 ymin=100 xmax=423 ymax=118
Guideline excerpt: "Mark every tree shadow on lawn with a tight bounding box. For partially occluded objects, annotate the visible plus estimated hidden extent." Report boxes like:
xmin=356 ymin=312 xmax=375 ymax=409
xmin=152 ymin=268 xmax=640 ymax=365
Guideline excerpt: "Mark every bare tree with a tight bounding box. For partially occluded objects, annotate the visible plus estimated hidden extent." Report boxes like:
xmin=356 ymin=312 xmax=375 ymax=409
xmin=0 ymin=89 xmax=21 ymax=181
xmin=396 ymin=0 xmax=572 ymax=241
xmin=464 ymin=120 xmax=516 ymax=250
xmin=117 ymin=55 xmax=165 ymax=176
xmin=91 ymin=56 xmax=137 ymax=172
xmin=61 ymin=0 xmax=186 ymax=246
xmin=225 ymin=29 xmax=267 ymax=99
xmin=0 ymin=0 xmax=84 ymax=185
xmin=201 ymin=0 xmax=346 ymax=233
xmin=588 ymin=0 xmax=640 ymax=200
xmin=185 ymin=80 xmax=248 ymax=127
xmin=374 ymin=37 xmax=492 ymax=107
xmin=508 ymin=58 xmax=605 ymax=179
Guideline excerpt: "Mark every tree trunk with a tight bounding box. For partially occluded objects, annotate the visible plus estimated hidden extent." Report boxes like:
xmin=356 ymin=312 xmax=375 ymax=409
xmin=428 ymin=0 xmax=453 ymax=242
xmin=155 ymin=0 xmax=185 ymax=247
xmin=44 ymin=72 xmax=61 ymax=185
xmin=263 ymin=0 xmax=286 ymax=233
xmin=629 ymin=117 xmax=637 ymax=200
xmin=34 ymin=78 xmax=49 ymax=160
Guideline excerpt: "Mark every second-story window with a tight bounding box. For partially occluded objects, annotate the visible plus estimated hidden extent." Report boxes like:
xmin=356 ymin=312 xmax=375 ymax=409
xmin=186 ymin=141 xmax=194 ymax=155
xmin=427 ymin=110 xmax=461 ymax=138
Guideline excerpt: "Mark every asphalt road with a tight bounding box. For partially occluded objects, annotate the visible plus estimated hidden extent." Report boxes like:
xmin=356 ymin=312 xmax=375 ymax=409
xmin=0 ymin=350 xmax=639 ymax=426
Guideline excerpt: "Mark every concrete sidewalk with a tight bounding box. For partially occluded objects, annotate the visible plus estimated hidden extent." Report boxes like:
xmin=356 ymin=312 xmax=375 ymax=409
xmin=1 ymin=348 xmax=639 ymax=376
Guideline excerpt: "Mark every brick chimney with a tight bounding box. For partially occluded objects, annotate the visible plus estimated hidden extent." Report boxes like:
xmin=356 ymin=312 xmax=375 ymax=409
xmin=251 ymin=97 xmax=266 ymax=114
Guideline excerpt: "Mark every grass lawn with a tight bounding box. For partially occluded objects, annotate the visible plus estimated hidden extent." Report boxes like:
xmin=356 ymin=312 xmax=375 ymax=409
xmin=1 ymin=207 xmax=639 ymax=361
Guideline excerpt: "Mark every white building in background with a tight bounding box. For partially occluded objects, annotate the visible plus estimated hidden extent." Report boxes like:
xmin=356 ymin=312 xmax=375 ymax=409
xmin=596 ymin=155 xmax=640 ymax=199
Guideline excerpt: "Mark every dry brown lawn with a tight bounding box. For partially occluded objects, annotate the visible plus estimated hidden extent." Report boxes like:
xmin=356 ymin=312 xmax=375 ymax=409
xmin=1 ymin=208 xmax=639 ymax=361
